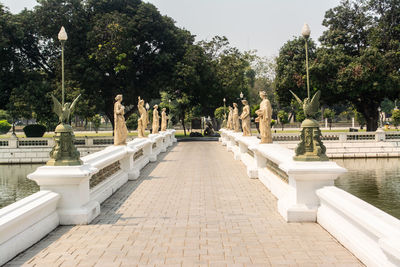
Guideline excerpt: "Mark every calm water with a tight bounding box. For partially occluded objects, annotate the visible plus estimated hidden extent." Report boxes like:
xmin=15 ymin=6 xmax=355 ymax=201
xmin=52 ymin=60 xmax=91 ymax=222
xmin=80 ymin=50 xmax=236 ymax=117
xmin=334 ymin=158 xmax=400 ymax=219
xmin=0 ymin=164 xmax=40 ymax=209
xmin=1 ymin=160 xmax=400 ymax=220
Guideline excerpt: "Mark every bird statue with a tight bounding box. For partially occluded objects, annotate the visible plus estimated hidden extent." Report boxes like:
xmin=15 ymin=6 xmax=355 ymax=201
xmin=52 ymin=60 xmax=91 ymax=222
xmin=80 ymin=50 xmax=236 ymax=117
xmin=51 ymin=94 xmax=81 ymax=123
xmin=290 ymin=90 xmax=321 ymax=118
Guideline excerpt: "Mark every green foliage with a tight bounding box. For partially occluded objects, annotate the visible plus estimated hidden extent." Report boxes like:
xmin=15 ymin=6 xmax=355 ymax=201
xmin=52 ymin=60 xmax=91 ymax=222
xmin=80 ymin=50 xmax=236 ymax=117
xmin=391 ymin=109 xmax=400 ymax=128
xmin=296 ymin=109 xmax=306 ymax=123
xmin=323 ymin=108 xmax=335 ymax=122
xmin=354 ymin=110 xmax=366 ymax=129
xmin=275 ymin=0 xmax=400 ymax=131
xmin=323 ymin=108 xmax=336 ymax=129
xmin=0 ymin=120 xmax=11 ymax=134
xmin=381 ymin=98 xmax=395 ymax=115
xmin=251 ymin=104 xmax=260 ymax=118
xmin=0 ymin=110 xmax=11 ymax=122
xmin=271 ymin=119 xmax=276 ymax=127
xmin=338 ymin=107 xmax=355 ymax=121
xmin=214 ymin=106 xmax=229 ymax=121
xmin=23 ymin=124 xmax=46 ymax=137
xmin=275 ymin=37 xmax=317 ymax=107
xmin=90 ymin=114 xmax=102 ymax=133
xmin=126 ymin=113 xmax=138 ymax=131
xmin=277 ymin=110 xmax=289 ymax=130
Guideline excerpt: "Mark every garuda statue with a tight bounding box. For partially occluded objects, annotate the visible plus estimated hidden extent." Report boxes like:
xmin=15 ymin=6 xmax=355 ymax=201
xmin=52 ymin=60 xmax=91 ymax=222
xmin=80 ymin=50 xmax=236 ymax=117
xmin=290 ymin=90 xmax=321 ymax=118
xmin=289 ymin=90 xmax=328 ymax=161
xmin=51 ymin=94 xmax=81 ymax=123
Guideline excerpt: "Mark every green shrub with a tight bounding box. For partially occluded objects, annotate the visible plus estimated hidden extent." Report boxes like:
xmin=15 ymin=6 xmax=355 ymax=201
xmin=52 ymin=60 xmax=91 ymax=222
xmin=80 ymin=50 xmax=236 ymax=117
xmin=214 ymin=106 xmax=229 ymax=121
xmin=277 ymin=110 xmax=289 ymax=130
xmin=0 ymin=110 xmax=11 ymax=122
xmin=126 ymin=113 xmax=138 ymax=131
xmin=0 ymin=120 xmax=11 ymax=134
xmin=23 ymin=124 xmax=46 ymax=137
xmin=391 ymin=109 xmax=400 ymax=128
xmin=90 ymin=114 xmax=102 ymax=133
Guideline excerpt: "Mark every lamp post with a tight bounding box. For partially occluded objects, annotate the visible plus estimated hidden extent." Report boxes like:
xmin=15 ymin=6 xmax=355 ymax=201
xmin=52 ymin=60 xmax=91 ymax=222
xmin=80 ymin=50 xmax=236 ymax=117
xmin=240 ymin=92 xmax=244 ymax=100
xmin=378 ymin=107 xmax=383 ymax=129
xmin=58 ymin=26 xmax=67 ymax=106
xmin=301 ymin=23 xmax=311 ymax=99
xmin=167 ymin=99 xmax=173 ymax=129
xmin=145 ymin=103 xmax=150 ymax=111
xmin=222 ymin=98 xmax=227 ymax=128
xmin=289 ymin=23 xmax=328 ymax=161
xmin=47 ymin=26 xmax=82 ymax=166
xmin=223 ymin=98 xmax=226 ymax=114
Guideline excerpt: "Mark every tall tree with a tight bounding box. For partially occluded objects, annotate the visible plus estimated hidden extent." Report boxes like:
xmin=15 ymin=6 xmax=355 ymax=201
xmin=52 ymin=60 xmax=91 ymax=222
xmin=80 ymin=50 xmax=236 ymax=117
xmin=275 ymin=0 xmax=400 ymax=131
xmin=317 ymin=0 xmax=399 ymax=131
xmin=275 ymin=37 xmax=317 ymax=107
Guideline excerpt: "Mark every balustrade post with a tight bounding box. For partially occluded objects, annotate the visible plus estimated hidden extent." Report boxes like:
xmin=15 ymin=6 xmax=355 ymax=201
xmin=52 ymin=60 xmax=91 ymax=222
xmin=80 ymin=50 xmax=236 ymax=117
xmin=277 ymin=161 xmax=346 ymax=222
xmin=120 ymin=147 xmax=139 ymax=180
xmin=28 ymin=164 xmax=100 ymax=225
xmin=8 ymin=136 xmax=18 ymax=148
xmin=86 ymin=137 xmax=93 ymax=146
xmin=375 ymin=128 xmax=386 ymax=142
xmin=339 ymin=133 xmax=347 ymax=142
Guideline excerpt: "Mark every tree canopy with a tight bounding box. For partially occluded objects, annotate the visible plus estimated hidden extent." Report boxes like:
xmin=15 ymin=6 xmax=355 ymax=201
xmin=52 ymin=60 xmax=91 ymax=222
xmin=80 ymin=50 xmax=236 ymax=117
xmin=275 ymin=0 xmax=400 ymax=131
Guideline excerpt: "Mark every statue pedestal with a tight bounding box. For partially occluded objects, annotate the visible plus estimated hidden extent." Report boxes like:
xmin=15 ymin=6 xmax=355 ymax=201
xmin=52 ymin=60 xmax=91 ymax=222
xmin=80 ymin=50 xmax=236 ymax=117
xmin=47 ymin=123 xmax=82 ymax=166
xmin=294 ymin=119 xmax=329 ymax=161
xmin=28 ymin=164 xmax=100 ymax=225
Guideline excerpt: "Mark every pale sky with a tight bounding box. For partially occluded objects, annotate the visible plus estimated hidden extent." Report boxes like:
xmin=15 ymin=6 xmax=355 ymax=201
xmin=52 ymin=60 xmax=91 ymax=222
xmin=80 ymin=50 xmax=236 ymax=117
xmin=1 ymin=0 xmax=341 ymax=58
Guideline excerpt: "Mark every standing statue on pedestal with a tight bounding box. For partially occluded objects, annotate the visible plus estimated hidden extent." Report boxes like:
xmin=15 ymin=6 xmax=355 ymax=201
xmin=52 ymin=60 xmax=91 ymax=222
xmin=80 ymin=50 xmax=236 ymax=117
xmin=137 ymin=97 xmax=148 ymax=138
xmin=233 ymin=103 xmax=240 ymax=132
xmin=152 ymin=105 xmax=159 ymax=134
xmin=255 ymin=91 xmax=272 ymax=143
xmin=227 ymin=106 xmax=233 ymax=130
xmin=114 ymin=94 xmax=128 ymax=145
xmin=161 ymin=108 xmax=168 ymax=131
xmin=240 ymin=99 xmax=251 ymax=136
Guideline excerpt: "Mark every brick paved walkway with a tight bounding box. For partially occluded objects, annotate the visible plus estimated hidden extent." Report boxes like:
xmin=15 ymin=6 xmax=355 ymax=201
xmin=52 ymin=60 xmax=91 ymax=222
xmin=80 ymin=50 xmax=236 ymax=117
xmin=6 ymin=142 xmax=362 ymax=266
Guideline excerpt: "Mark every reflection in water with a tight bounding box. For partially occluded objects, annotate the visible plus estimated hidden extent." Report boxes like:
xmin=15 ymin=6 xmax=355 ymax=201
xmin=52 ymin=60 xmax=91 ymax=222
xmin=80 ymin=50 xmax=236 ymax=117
xmin=334 ymin=158 xmax=400 ymax=219
xmin=0 ymin=164 xmax=40 ymax=208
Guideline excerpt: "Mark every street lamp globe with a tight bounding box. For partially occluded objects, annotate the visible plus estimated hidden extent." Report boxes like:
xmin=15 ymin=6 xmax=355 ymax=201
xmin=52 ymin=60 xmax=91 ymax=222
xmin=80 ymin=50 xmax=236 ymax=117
xmin=145 ymin=103 xmax=150 ymax=110
xmin=301 ymin=23 xmax=311 ymax=39
xmin=58 ymin=26 xmax=68 ymax=41
xmin=240 ymin=92 xmax=243 ymax=99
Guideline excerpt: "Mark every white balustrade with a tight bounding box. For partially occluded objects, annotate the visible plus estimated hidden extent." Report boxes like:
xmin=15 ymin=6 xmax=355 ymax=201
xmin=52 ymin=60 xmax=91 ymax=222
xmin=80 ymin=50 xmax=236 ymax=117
xmin=220 ymin=129 xmax=345 ymax=222
xmin=0 ymin=130 xmax=176 ymax=266
xmin=0 ymin=191 xmax=60 ymax=266
xmin=220 ymin=128 xmax=400 ymax=266
xmin=317 ymin=186 xmax=400 ymax=267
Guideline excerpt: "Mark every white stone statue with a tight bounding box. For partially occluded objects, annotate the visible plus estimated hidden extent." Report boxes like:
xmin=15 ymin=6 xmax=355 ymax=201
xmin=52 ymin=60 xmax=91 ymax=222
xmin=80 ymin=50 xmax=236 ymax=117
xmin=114 ymin=94 xmax=128 ymax=145
xmin=240 ymin=99 xmax=251 ymax=136
xmin=255 ymin=91 xmax=272 ymax=143
xmin=161 ymin=108 xmax=168 ymax=131
xmin=137 ymin=96 xmax=148 ymax=138
xmin=152 ymin=105 xmax=159 ymax=134
xmin=233 ymin=103 xmax=240 ymax=132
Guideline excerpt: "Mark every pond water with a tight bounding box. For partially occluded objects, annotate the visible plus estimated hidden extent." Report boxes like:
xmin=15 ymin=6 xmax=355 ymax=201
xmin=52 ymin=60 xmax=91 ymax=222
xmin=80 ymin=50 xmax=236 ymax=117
xmin=1 ymin=159 xmax=400 ymax=220
xmin=0 ymin=164 xmax=40 ymax=209
xmin=334 ymin=158 xmax=400 ymax=219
